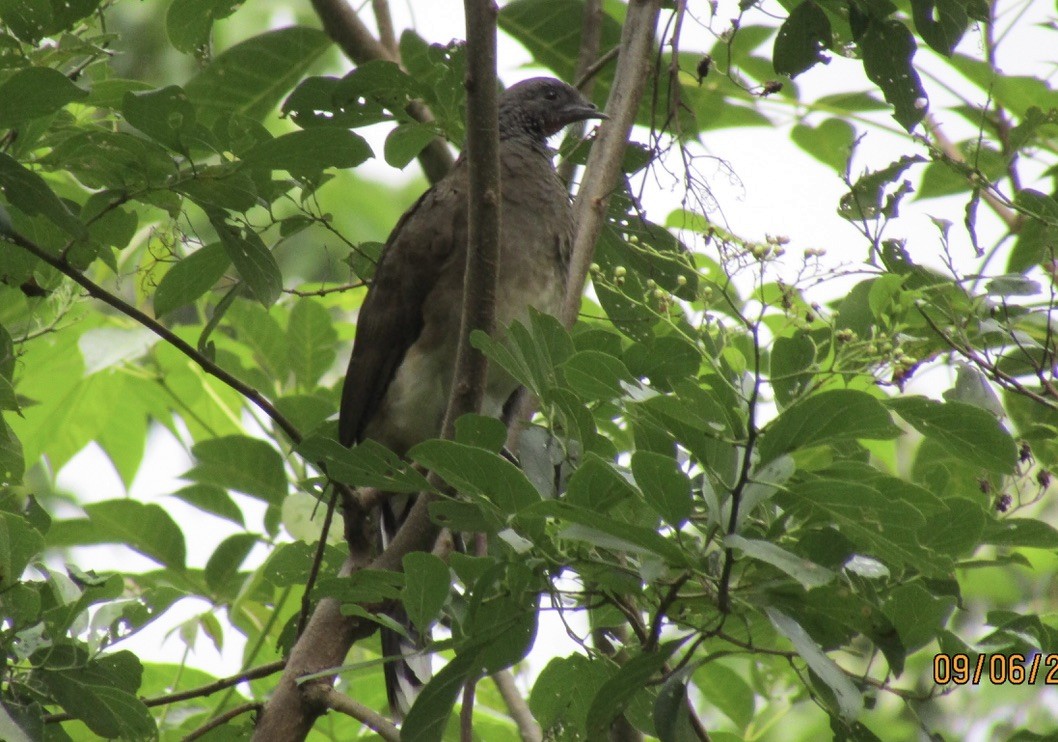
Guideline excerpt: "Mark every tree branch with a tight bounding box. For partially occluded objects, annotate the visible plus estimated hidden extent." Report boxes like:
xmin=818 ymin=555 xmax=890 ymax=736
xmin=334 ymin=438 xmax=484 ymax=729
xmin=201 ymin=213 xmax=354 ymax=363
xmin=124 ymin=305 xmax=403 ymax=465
xmin=3 ymin=230 xmax=302 ymax=444
xmin=562 ymin=0 xmax=663 ymax=327
xmin=371 ymin=0 xmax=398 ymax=56
xmin=304 ymin=685 xmax=400 ymax=741
xmin=491 ymin=670 xmax=543 ymax=742
xmin=44 ymin=661 xmax=285 ymax=724
xmin=308 ymin=0 xmax=454 ymax=183
xmin=558 ymin=0 xmax=604 ymax=184
xmin=184 ymin=702 xmax=261 ymax=741
xmin=923 ymin=113 xmax=1020 ymax=233
xmin=252 ymin=3 xmax=502 ymax=737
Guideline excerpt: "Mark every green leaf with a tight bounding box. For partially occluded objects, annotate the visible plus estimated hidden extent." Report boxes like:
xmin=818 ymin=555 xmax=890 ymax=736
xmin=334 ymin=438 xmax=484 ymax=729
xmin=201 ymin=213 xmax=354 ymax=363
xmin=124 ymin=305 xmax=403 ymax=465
xmin=781 ymin=477 xmax=940 ymax=574
xmin=171 ymin=483 xmax=245 ymax=526
xmin=909 ymin=0 xmax=968 ymax=56
xmin=298 ymin=435 xmax=430 ymax=493
xmin=42 ymin=130 xmax=174 ymax=191
xmin=630 ymin=450 xmax=692 ymax=528
xmin=384 ymin=122 xmax=437 ymax=169
xmin=499 ymin=0 xmax=621 ymax=86
xmin=586 ymin=644 xmax=678 ymax=736
xmin=205 ymin=532 xmax=258 ymax=593
xmin=39 ymin=662 xmax=154 ymax=739
xmin=882 ymin=582 xmax=956 ymax=652
xmin=185 ymin=435 xmax=287 ymax=503
xmin=0 ymin=66 xmax=87 ymax=127
xmin=453 ymin=414 xmax=508 ymax=452
xmin=759 ymin=389 xmax=900 ymax=463
xmin=560 ymin=350 xmax=635 ymax=401
xmin=242 ymin=128 xmax=373 ymax=175
xmin=263 ymin=541 xmax=346 ymax=587
xmin=838 ymin=155 xmax=926 ymax=221
xmin=0 ymin=0 xmax=102 ymax=43
xmin=790 ymin=118 xmax=855 ymax=173
xmin=1008 ymin=189 xmax=1058 ymax=272
xmin=770 ymin=331 xmax=816 ymax=407
xmin=208 ymin=211 xmax=282 ymax=307
xmin=530 ymin=655 xmax=613 ymax=734
xmin=859 ymin=19 xmax=928 ymax=131
xmin=186 ymin=26 xmax=331 ymax=124
xmin=982 ymin=518 xmax=1058 ymax=549
xmin=166 ymin=0 xmax=242 ymax=52
xmin=692 ymin=661 xmax=755 ymax=730
xmin=410 ymin=440 xmax=541 ymax=515
xmin=725 ymin=534 xmax=836 ymax=590
xmin=48 ymin=501 xmax=187 ymax=569
xmin=653 ymin=674 xmax=697 ymax=742
xmin=402 ymin=552 xmax=451 ymax=633
xmin=0 ymin=512 xmax=45 ymax=590
xmin=400 ymin=650 xmax=481 ymax=742
xmin=773 ymin=1 xmax=832 ymax=78
xmin=565 ymin=453 xmax=639 ymax=512
xmin=0 ymin=153 xmax=85 ymax=238
xmin=527 ymin=501 xmax=688 ymax=566
xmin=286 ymin=298 xmax=338 ymax=389
xmin=154 ymin=242 xmax=231 ymax=316
xmin=765 ymin=607 xmax=862 ymax=720
xmin=122 ymin=85 xmax=205 ymax=154
xmin=886 ymin=397 xmax=1017 ymax=474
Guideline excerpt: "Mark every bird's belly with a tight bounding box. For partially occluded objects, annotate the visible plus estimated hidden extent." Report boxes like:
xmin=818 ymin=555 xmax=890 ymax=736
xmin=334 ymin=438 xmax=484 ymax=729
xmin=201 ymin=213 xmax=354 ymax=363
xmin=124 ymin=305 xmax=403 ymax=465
xmin=365 ymin=339 xmax=525 ymax=454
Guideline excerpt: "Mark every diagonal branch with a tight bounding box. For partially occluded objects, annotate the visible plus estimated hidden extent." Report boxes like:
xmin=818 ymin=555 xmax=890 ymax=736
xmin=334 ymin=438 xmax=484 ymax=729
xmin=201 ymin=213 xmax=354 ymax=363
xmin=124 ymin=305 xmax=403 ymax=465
xmin=3 ymin=230 xmax=302 ymax=444
xmin=492 ymin=669 xmax=543 ymax=742
xmin=304 ymin=685 xmax=400 ymax=741
xmin=309 ymin=0 xmax=454 ymax=183
xmin=562 ymin=0 xmax=663 ymax=327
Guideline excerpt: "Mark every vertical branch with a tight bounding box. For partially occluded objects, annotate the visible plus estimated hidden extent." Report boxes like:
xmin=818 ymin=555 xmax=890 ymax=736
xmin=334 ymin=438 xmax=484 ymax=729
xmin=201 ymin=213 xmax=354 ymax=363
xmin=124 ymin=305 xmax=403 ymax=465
xmin=372 ymin=0 xmax=399 ymax=55
xmin=449 ymin=5 xmax=500 ymax=734
xmin=558 ymin=0 xmax=604 ymax=184
xmin=445 ymin=0 xmax=500 ymax=437
xmin=562 ymin=0 xmax=663 ymax=326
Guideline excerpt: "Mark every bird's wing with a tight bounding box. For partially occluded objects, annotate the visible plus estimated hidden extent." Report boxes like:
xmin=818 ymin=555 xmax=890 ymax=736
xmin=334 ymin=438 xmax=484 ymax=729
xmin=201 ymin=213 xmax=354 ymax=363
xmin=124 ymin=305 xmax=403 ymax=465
xmin=338 ymin=169 xmax=467 ymax=446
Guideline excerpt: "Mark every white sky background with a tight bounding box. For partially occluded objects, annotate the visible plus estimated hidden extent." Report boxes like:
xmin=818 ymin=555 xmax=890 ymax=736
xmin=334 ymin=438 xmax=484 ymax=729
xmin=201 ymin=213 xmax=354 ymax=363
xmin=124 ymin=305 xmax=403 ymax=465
xmin=50 ymin=0 xmax=1055 ymax=735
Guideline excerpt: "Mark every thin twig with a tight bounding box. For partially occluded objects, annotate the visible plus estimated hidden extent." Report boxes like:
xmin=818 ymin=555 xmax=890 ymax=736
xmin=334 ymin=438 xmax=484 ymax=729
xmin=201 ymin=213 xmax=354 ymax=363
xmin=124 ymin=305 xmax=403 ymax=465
xmin=283 ymin=281 xmax=365 ymax=297
xmin=183 ymin=702 xmax=261 ymax=741
xmin=491 ymin=670 xmax=543 ymax=742
xmin=460 ymin=679 xmax=477 ymax=742
xmin=559 ymin=0 xmax=604 ymax=184
xmin=304 ymin=685 xmax=400 ymax=741
xmin=4 ymin=230 xmax=302 ymax=443
xmin=923 ymin=114 xmax=1020 ymax=232
xmin=574 ymin=45 xmax=620 ymax=90
xmin=296 ymin=489 xmax=339 ymax=638
xmin=44 ymin=661 xmax=285 ymax=724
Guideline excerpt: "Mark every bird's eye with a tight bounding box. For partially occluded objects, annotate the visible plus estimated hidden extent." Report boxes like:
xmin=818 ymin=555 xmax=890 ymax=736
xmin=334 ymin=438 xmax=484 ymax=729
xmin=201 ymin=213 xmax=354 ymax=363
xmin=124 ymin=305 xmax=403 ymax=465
xmin=544 ymin=89 xmax=558 ymax=100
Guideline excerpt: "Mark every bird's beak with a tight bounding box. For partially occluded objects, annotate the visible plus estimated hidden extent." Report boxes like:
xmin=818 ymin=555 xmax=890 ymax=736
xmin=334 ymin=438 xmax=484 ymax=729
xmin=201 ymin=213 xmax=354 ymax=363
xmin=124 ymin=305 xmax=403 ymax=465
xmin=563 ymin=102 xmax=609 ymax=123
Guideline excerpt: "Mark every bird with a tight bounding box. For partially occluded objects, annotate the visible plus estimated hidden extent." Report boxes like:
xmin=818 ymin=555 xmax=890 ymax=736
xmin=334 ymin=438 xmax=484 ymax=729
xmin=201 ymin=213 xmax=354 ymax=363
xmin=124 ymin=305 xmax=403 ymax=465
xmin=337 ymin=76 xmax=605 ymax=718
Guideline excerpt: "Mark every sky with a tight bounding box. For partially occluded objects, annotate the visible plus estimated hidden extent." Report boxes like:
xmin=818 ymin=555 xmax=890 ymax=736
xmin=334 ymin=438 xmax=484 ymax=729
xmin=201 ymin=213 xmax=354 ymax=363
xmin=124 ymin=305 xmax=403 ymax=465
xmin=47 ymin=0 xmax=1055 ymax=735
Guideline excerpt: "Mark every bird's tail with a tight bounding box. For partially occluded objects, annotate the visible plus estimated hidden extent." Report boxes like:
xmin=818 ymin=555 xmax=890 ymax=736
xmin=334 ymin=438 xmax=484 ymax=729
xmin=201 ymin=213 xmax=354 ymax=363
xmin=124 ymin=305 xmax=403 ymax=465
xmin=381 ymin=605 xmax=431 ymax=719
xmin=380 ymin=494 xmax=432 ymax=719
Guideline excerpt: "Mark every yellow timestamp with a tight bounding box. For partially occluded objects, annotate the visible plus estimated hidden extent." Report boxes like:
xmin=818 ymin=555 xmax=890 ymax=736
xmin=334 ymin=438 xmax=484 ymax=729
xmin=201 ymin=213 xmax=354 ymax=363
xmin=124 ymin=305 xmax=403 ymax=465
xmin=933 ymin=653 xmax=1058 ymax=685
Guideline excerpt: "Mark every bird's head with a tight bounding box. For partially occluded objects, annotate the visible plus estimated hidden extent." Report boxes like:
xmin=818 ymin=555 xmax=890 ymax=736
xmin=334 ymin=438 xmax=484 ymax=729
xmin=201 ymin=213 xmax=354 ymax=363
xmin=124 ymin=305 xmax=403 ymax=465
xmin=498 ymin=77 xmax=607 ymax=143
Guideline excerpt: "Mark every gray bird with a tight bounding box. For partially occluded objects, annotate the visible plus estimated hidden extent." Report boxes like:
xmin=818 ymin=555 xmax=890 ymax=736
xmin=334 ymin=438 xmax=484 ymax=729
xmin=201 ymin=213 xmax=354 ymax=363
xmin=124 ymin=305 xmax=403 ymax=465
xmin=338 ymin=77 xmax=605 ymax=718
